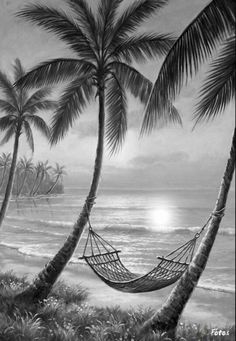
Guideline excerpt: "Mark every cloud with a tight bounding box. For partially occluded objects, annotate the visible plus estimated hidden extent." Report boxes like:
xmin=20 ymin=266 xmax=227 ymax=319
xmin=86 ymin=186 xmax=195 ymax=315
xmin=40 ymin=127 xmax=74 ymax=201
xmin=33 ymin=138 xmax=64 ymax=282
xmin=130 ymin=152 xmax=189 ymax=169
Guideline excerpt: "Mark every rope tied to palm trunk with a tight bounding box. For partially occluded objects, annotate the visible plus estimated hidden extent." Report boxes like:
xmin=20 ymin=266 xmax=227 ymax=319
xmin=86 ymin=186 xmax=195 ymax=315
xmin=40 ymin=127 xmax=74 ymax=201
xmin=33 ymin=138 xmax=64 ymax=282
xmin=194 ymin=207 xmax=226 ymax=239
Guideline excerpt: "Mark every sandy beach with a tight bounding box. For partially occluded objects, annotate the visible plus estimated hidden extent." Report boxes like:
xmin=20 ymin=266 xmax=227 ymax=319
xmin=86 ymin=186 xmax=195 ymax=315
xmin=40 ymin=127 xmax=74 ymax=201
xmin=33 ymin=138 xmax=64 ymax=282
xmin=1 ymin=244 xmax=234 ymax=327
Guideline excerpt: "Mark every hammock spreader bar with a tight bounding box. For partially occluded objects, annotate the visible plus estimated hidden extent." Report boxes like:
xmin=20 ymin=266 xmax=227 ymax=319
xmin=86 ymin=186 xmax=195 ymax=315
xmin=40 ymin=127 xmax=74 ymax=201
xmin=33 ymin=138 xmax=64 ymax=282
xmin=79 ymin=199 xmax=225 ymax=293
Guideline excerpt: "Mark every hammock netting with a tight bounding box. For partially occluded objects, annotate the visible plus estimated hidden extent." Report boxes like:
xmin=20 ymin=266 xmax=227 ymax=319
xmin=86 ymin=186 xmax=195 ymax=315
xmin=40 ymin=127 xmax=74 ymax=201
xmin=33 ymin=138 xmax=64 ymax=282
xmin=80 ymin=227 xmax=198 ymax=293
xmin=79 ymin=198 xmax=224 ymax=294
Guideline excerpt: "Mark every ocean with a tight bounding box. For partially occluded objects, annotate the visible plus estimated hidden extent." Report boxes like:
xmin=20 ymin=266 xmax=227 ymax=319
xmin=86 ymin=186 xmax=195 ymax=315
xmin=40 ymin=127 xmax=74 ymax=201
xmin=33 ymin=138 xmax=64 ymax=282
xmin=1 ymin=187 xmax=235 ymax=295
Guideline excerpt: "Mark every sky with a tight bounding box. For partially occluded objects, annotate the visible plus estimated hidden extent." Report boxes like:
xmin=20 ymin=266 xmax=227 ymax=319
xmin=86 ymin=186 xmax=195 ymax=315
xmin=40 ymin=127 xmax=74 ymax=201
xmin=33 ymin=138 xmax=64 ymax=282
xmin=0 ymin=0 xmax=235 ymax=190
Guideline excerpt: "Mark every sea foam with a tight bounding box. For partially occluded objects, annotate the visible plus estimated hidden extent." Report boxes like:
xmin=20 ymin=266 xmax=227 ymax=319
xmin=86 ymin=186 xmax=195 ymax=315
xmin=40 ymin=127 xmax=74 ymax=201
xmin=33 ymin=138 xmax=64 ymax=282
xmin=6 ymin=215 xmax=235 ymax=236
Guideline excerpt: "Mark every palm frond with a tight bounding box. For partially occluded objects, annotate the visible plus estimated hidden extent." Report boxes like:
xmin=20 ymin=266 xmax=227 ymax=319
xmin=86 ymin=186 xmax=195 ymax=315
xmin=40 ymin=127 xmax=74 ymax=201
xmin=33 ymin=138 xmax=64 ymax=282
xmin=0 ymin=116 xmax=17 ymax=131
xmin=16 ymin=58 xmax=94 ymax=89
xmin=141 ymin=100 xmax=182 ymax=134
xmin=110 ymin=0 xmax=168 ymax=48
xmin=144 ymin=0 xmax=235 ymax=129
xmin=109 ymin=64 xmax=181 ymax=134
xmin=25 ymin=100 xmax=57 ymax=115
xmin=26 ymin=115 xmax=51 ymax=140
xmin=111 ymin=61 xmax=152 ymax=104
xmin=19 ymin=156 xmax=33 ymax=170
xmin=98 ymin=0 xmax=123 ymax=49
xmin=23 ymin=120 xmax=34 ymax=152
xmin=13 ymin=58 xmax=25 ymax=81
xmin=0 ymin=125 xmax=16 ymax=145
xmin=66 ymin=0 xmax=99 ymax=51
xmin=24 ymin=88 xmax=52 ymax=108
xmin=0 ymin=71 xmax=18 ymax=108
xmin=194 ymin=35 xmax=235 ymax=124
xmin=53 ymin=163 xmax=67 ymax=176
xmin=51 ymin=76 xmax=95 ymax=144
xmin=112 ymin=33 xmax=175 ymax=63
xmin=0 ymin=100 xmax=17 ymax=115
xmin=106 ymin=73 xmax=127 ymax=154
xmin=111 ymin=61 xmax=182 ymax=132
xmin=1 ymin=153 xmax=12 ymax=164
xmin=17 ymin=4 xmax=96 ymax=60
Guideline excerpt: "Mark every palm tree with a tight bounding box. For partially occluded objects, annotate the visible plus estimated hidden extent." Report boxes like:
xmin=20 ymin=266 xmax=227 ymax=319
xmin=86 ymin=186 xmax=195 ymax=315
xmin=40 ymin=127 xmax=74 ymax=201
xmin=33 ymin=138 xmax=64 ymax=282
xmin=17 ymin=157 xmax=34 ymax=197
xmin=33 ymin=160 xmax=51 ymax=196
xmin=0 ymin=59 xmax=56 ymax=227
xmin=0 ymin=153 xmax=12 ymax=193
xmin=138 ymin=1 xmax=235 ymax=338
xmin=16 ymin=0 xmax=180 ymax=301
xmin=46 ymin=163 xmax=66 ymax=195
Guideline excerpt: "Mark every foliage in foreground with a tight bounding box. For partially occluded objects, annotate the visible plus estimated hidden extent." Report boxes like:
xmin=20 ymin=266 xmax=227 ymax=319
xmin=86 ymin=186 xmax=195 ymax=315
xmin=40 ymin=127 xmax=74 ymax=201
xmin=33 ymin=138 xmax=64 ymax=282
xmin=0 ymin=272 xmax=235 ymax=341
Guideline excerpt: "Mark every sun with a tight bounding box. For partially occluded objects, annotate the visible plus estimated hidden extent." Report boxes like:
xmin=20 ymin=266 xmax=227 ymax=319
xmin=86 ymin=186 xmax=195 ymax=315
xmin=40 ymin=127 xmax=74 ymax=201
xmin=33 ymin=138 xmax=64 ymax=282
xmin=150 ymin=207 xmax=172 ymax=227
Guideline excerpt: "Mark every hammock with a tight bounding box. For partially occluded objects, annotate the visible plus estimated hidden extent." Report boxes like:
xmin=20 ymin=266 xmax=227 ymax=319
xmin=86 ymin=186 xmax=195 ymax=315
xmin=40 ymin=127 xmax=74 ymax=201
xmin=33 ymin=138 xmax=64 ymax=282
xmin=79 ymin=199 xmax=224 ymax=294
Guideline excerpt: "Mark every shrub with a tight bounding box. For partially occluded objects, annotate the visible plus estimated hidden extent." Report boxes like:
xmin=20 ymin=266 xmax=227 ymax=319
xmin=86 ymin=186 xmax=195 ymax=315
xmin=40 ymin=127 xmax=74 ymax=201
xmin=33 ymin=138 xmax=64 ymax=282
xmin=49 ymin=281 xmax=88 ymax=305
xmin=0 ymin=272 xmax=235 ymax=341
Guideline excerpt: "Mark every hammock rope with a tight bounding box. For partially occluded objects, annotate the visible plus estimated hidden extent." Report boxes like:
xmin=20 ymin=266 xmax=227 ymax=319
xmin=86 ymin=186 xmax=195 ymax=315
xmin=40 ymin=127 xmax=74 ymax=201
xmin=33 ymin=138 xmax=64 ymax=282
xmin=79 ymin=197 xmax=225 ymax=293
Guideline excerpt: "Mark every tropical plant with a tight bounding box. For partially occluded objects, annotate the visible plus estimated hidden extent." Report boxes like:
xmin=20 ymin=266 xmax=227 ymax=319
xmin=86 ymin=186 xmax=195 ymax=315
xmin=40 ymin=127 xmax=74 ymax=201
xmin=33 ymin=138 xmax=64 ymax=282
xmin=0 ymin=153 xmax=12 ymax=192
xmin=16 ymin=0 xmax=180 ymax=301
xmin=33 ymin=160 xmax=51 ymax=196
xmin=138 ymin=0 xmax=235 ymax=339
xmin=46 ymin=163 xmax=66 ymax=195
xmin=16 ymin=157 xmax=34 ymax=197
xmin=0 ymin=59 xmax=55 ymax=227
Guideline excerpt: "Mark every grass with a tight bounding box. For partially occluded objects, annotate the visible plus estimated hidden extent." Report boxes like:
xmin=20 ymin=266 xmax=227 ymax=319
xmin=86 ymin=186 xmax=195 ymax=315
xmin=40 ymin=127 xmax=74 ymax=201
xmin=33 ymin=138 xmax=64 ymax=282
xmin=0 ymin=272 xmax=235 ymax=341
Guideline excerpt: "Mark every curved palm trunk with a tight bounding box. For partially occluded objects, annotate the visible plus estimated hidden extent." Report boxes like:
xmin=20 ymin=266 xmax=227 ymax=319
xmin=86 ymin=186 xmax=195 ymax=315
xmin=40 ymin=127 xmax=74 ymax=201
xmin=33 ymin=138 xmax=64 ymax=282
xmin=29 ymin=172 xmax=40 ymax=196
xmin=0 ymin=167 xmax=7 ymax=192
xmin=46 ymin=175 xmax=60 ymax=195
xmin=0 ymin=128 xmax=21 ymax=227
xmin=17 ymin=171 xmax=28 ymax=197
xmin=33 ymin=172 xmax=45 ymax=196
xmin=139 ymin=128 xmax=235 ymax=340
xmin=17 ymin=88 xmax=105 ymax=302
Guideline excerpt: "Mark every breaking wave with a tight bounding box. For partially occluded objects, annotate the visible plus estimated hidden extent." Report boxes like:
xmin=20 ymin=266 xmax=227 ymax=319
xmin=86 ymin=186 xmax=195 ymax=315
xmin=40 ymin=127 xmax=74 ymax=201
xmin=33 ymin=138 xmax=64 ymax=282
xmin=197 ymin=283 xmax=235 ymax=294
xmin=6 ymin=216 xmax=235 ymax=236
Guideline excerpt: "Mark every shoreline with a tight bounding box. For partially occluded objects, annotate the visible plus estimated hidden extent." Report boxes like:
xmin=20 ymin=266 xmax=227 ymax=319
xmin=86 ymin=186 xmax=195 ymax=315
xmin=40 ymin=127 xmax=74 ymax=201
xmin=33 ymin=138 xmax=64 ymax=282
xmin=0 ymin=244 xmax=235 ymax=326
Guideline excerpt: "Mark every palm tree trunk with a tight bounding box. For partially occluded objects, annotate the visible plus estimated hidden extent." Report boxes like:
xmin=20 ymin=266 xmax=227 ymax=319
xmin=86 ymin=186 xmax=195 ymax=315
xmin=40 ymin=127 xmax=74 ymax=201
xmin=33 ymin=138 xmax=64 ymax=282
xmin=17 ymin=172 xmax=27 ymax=197
xmin=0 ymin=128 xmax=21 ymax=227
xmin=0 ymin=167 xmax=7 ymax=192
xmin=138 ymin=128 xmax=235 ymax=340
xmin=33 ymin=172 xmax=44 ymax=196
xmin=29 ymin=173 xmax=39 ymax=196
xmin=15 ymin=169 xmax=20 ymax=196
xmin=16 ymin=86 xmax=105 ymax=302
xmin=46 ymin=175 xmax=59 ymax=195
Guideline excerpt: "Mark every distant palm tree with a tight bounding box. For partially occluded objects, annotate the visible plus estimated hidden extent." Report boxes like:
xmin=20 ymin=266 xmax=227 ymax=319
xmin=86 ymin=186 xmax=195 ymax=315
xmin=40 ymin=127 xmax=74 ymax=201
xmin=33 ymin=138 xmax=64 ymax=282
xmin=17 ymin=157 xmax=34 ymax=197
xmin=15 ymin=160 xmax=22 ymax=196
xmin=29 ymin=162 xmax=43 ymax=197
xmin=33 ymin=160 xmax=51 ymax=196
xmin=0 ymin=59 xmax=55 ymax=227
xmin=139 ymin=1 xmax=235 ymax=338
xmin=46 ymin=163 xmax=66 ymax=195
xmin=0 ymin=153 xmax=12 ymax=192
xmin=16 ymin=0 xmax=180 ymax=301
